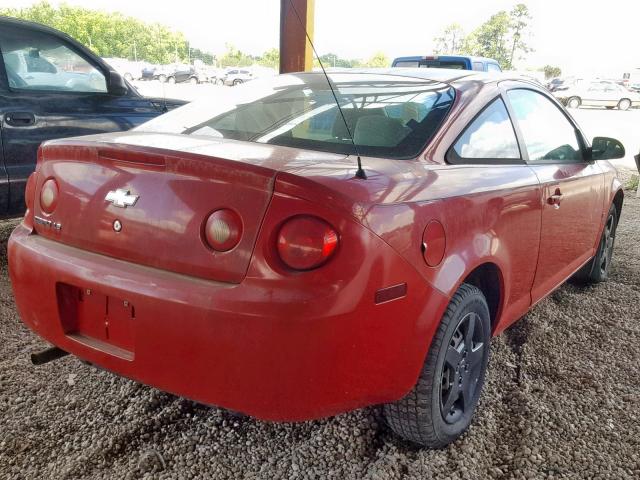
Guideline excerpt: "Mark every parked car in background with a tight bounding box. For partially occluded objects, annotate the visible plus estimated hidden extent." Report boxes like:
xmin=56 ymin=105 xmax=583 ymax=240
xmin=103 ymin=57 xmax=146 ymax=81
xmin=0 ymin=16 xmax=185 ymax=217
xmin=155 ymin=64 xmax=198 ymax=84
xmin=392 ymin=55 xmax=502 ymax=72
xmin=554 ymin=80 xmax=640 ymax=110
xmin=221 ymin=68 xmax=253 ymax=86
xmin=9 ymin=69 xmax=625 ymax=448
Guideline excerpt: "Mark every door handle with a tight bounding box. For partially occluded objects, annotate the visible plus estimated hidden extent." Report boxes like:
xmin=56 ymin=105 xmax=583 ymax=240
xmin=5 ymin=112 xmax=36 ymax=127
xmin=547 ymin=188 xmax=563 ymax=208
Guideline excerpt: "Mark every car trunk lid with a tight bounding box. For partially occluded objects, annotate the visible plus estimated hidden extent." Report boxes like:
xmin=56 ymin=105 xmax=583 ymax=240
xmin=32 ymin=134 xmax=309 ymax=283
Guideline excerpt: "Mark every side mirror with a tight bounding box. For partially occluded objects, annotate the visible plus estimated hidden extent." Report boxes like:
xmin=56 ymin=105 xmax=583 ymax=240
xmin=591 ymin=137 xmax=625 ymax=161
xmin=107 ymin=71 xmax=128 ymax=96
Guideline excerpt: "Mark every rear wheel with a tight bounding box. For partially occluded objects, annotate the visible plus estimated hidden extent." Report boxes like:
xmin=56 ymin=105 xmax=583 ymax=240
xmin=158 ymin=74 xmax=167 ymax=83
xmin=567 ymin=97 xmax=581 ymax=109
xmin=124 ymin=72 xmax=133 ymax=81
xmin=383 ymin=284 xmax=491 ymax=448
xmin=190 ymin=76 xmax=198 ymax=85
xmin=167 ymin=76 xmax=176 ymax=84
xmin=575 ymin=204 xmax=618 ymax=283
xmin=233 ymin=79 xmax=243 ymax=86
xmin=618 ymin=98 xmax=631 ymax=111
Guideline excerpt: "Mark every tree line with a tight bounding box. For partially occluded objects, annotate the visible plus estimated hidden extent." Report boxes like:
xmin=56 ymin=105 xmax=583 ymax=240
xmin=1 ymin=1 xmax=390 ymax=70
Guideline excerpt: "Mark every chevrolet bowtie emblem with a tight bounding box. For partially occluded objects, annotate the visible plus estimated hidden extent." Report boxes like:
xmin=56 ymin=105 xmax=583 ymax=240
xmin=105 ymin=189 xmax=139 ymax=208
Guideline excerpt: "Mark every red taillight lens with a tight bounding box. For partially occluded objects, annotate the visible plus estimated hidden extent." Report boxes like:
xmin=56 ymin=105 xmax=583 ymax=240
xmin=204 ymin=209 xmax=243 ymax=252
xmin=40 ymin=178 xmax=59 ymax=214
xmin=277 ymin=216 xmax=339 ymax=270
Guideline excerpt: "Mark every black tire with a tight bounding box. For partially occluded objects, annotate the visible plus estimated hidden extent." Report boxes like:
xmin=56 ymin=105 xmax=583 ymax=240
xmin=158 ymin=74 xmax=167 ymax=83
xmin=233 ymin=79 xmax=243 ymax=86
xmin=167 ymin=76 xmax=176 ymax=84
xmin=567 ymin=97 xmax=581 ymax=109
xmin=574 ymin=203 xmax=618 ymax=283
xmin=124 ymin=73 xmax=133 ymax=81
xmin=618 ymin=98 xmax=631 ymax=111
xmin=189 ymin=76 xmax=198 ymax=85
xmin=383 ymin=283 xmax=491 ymax=448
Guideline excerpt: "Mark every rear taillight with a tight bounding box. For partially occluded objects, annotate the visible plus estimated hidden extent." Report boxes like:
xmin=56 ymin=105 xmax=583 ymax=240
xmin=39 ymin=178 xmax=59 ymax=214
xmin=277 ymin=215 xmax=338 ymax=270
xmin=203 ymin=209 xmax=243 ymax=252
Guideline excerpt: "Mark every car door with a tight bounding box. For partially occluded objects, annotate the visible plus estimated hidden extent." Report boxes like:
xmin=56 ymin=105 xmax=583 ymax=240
xmin=0 ymin=21 xmax=162 ymax=216
xmin=505 ymin=88 xmax=604 ymax=304
xmin=584 ymin=83 xmax=607 ymax=107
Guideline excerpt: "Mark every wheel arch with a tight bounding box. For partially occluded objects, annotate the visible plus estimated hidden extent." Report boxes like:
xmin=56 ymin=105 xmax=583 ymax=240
xmin=612 ymin=188 xmax=624 ymax=222
xmin=460 ymin=262 xmax=505 ymax=334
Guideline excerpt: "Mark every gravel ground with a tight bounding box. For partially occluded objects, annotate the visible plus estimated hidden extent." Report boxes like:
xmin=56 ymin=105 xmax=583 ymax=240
xmin=1 ymin=192 xmax=639 ymax=480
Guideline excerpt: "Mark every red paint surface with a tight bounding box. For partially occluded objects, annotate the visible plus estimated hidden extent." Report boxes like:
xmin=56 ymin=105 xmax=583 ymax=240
xmin=8 ymin=78 xmax=622 ymax=420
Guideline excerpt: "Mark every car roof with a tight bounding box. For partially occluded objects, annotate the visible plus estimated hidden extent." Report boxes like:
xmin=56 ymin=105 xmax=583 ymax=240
xmin=393 ymin=55 xmax=500 ymax=63
xmin=315 ymin=68 xmax=531 ymax=89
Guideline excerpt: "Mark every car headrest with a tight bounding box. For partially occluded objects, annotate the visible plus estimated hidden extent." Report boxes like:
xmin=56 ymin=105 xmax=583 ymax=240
xmin=353 ymin=115 xmax=410 ymax=147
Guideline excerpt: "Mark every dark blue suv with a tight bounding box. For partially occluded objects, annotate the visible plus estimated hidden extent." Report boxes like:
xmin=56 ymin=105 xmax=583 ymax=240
xmin=0 ymin=16 xmax=184 ymax=217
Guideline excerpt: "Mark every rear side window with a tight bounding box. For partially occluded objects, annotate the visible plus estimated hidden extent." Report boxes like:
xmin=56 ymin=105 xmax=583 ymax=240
xmin=0 ymin=26 xmax=107 ymax=93
xmin=449 ymin=98 xmax=520 ymax=163
xmin=507 ymin=89 xmax=582 ymax=163
xmin=487 ymin=63 xmax=502 ymax=72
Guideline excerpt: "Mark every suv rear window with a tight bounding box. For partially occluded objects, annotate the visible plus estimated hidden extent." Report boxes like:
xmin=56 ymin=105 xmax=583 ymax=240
xmin=139 ymin=73 xmax=456 ymax=159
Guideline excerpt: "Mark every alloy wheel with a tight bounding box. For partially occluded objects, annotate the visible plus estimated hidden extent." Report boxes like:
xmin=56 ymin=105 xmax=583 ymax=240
xmin=439 ymin=312 xmax=486 ymax=424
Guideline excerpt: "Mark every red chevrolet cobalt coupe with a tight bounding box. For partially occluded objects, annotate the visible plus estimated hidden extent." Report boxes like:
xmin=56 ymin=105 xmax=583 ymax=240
xmin=9 ymin=70 xmax=625 ymax=447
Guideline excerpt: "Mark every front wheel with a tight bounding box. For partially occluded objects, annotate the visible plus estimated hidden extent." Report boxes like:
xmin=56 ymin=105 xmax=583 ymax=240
xmin=167 ymin=76 xmax=176 ymax=84
xmin=233 ymin=79 xmax=243 ymax=86
xmin=574 ymin=204 xmax=618 ymax=283
xmin=190 ymin=77 xmax=198 ymax=85
xmin=384 ymin=283 xmax=491 ymax=448
xmin=618 ymin=98 xmax=632 ymax=111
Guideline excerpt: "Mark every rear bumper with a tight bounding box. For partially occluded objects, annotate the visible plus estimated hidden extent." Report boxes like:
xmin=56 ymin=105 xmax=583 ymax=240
xmin=9 ymin=224 xmax=449 ymax=421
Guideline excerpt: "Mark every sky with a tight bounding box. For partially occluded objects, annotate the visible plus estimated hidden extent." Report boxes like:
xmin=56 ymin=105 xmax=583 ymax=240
xmin=5 ymin=0 xmax=640 ymax=75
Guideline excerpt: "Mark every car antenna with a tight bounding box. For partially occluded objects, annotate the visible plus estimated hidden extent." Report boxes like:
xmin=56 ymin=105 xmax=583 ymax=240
xmin=286 ymin=0 xmax=367 ymax=179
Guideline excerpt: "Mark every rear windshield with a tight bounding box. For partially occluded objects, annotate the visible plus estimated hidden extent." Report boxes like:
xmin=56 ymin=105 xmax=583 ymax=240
xmin=421 ymin=61 xmax=467 ymax=69
xmin=138 ymin=72 xmax=455 ymax=159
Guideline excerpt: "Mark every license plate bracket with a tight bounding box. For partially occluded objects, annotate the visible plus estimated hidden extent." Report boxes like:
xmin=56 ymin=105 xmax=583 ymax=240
xmin=57 ymin=284 xmax=135 ymax=360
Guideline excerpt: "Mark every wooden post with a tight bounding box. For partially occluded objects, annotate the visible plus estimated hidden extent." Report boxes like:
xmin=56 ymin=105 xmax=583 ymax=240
xmin=279 ymin=0 xmax=315 ymax=74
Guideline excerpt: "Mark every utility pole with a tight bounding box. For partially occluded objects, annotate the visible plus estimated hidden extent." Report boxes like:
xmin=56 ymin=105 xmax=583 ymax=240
xmin=133 ymin=41 xmax=137 ymax=62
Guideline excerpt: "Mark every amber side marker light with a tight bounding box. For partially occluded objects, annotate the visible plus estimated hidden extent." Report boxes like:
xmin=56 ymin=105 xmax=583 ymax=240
xmin=40 ymin=178 xmax=59 ymax=214
xmin=204 ymin=209 xmax=243 ymax=252
xmin=277 ymin=215 xmax=339 ymax=270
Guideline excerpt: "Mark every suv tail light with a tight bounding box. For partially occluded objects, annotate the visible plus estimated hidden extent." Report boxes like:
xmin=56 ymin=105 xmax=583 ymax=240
xmin=277 ymin=216 xmax=338 ymax=270
xmin=203 ymin=209 xmax=243 ymax=252
xmin=40 ymin=178 xmax=59 ymax=214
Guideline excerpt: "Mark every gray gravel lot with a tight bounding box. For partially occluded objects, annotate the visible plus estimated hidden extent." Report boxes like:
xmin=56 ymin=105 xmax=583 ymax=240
xmin=1 ymin=192 xmax=639 ymax=480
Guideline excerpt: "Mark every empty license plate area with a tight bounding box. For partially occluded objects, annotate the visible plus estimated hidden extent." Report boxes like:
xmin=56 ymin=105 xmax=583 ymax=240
xmin=57 ymin=283 xmax=135 ymax=360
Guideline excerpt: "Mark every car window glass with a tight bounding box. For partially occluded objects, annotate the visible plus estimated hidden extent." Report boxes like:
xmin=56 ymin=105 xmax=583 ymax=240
xmin=139 ymin=73 xmax=456 ymax=160
xmin=452 ymin=98 xmax=520 ymax=160
xmin=394 ymin=60 xmax=419 ymax=67
xmin=472 ymin=62 xmax=484 ymax=71
xmin=507 ymin=89 xmax=582 ymax=162
xmin=0 ymin=26 xmax=107 ymax=93
xmin=487 ymin=63 xmax=502 ymax=72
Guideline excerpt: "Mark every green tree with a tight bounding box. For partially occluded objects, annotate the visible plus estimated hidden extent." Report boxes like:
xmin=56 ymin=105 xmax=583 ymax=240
xmin=0 ymin=1 xmax=216 ymax=65
xmin=543 ymin=65 xmax=562 ymax=79
xmin=433 ymin=23 xmax=465 ymax=55
xmin=257 ymin=48 xmax=280 ymax=69
xmin=363 ymin=52 xmax=389 ymax=68
xmin=508 ymin=4 xmax=533 ymax=68
xmin=218 ymin=44 xmax=254 ymax=67
xmin=462 ymin=11 xmax=512 ymax=68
